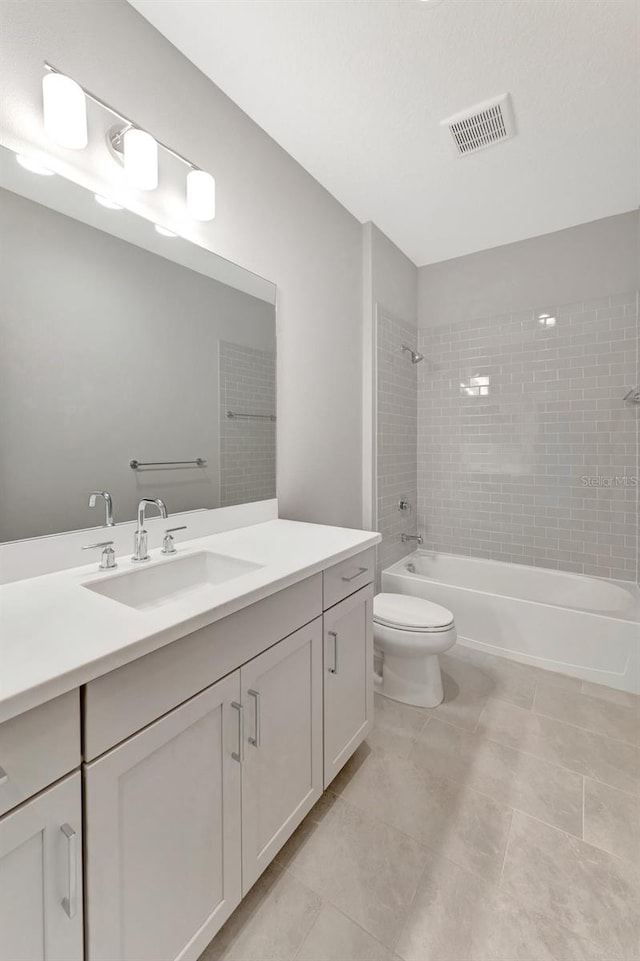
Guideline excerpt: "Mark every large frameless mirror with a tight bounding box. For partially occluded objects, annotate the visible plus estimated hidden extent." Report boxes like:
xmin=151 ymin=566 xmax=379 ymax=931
xmin=0 ymin=145 xmax=277 ymax=542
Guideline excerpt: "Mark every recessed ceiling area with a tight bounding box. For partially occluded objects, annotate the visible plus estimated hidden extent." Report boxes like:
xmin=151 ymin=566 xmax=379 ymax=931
xmin=128 ymin=0 xmax=639 ymax=266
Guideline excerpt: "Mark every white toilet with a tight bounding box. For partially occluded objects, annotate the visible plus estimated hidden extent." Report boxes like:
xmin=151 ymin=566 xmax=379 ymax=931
xmin=373 ymin=593 xmax=457 ymax=708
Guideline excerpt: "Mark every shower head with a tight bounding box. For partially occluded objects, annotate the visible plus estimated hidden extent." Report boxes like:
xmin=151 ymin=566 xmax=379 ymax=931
xmin=401 ymin=344 xmax=424 ymax=364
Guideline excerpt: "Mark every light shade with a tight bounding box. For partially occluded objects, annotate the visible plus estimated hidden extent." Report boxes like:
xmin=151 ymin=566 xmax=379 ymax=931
xmin=123 ymin=128 xmax=158 ymax=191
xmin=42 ymin=72 xmax=87 ymax=149
xmin=187 ymin=169 xmax=216 ymax=221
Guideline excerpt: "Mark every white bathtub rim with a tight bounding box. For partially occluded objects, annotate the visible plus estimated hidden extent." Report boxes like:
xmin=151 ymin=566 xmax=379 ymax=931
xmin=385 ymin=552 xmax=638 ymax=624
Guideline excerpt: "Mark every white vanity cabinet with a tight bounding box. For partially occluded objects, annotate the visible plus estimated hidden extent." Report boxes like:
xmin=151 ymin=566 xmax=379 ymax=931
xmin=0 ymin=692 xmax=83 ymax=961
xmin=322 ymin=584 xmax=374 ymax=786
xmin=0 ymin=773 xmax=83 ymax=961
xmin=84 ymin=672 xmax=242 ymax=961
xmin=240 ymin=619 xmax=323 ymax=893
xmin=2 ymin=534 xmax=378 ymax=961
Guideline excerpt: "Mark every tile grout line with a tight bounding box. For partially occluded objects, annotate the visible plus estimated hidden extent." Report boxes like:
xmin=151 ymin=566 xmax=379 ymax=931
xmin=422 ymin=704 xmax=624 ymax=795
xmin=497 ymin=805 xmax=516 ymax=883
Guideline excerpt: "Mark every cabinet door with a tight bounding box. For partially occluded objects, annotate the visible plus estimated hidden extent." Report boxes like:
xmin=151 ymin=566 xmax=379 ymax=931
xmin=85 ymin=672 xmax=242 ymax=961
xmin=241 ymin=619 xmax=323 ymax=894
xmin=323 ymin=585 xmax=374 ymax=786
xmin=0 ymin=772 xmax=83 ymax=961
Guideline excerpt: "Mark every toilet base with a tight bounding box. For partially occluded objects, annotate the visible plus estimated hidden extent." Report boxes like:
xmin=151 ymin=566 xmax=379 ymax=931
xmin=377 ymin=650 xmax=444 ymax=708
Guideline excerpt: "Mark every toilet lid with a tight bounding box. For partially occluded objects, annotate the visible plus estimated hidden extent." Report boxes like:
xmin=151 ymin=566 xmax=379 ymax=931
xmin=373 ymin=593 xmax=454 ymax=631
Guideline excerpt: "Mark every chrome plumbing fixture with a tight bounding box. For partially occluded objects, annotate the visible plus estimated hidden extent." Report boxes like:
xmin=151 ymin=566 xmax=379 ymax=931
xmin=401 ymin=533 xmax=424 ymax=545
xmin=398 ymin=498 xmax=412 ymax=513
xmin=161 ymin=526 xmax=187 ymax=555
xmin=88 ymin=490 xmax=115 ymax=526
xmin=623 ymin=387 xmax=640 ymax=404
xmin=132 ymin=498 xmax=168 ymax=562
xmin=401 ymin=344 xmax=424 ymax=364
xmin=82 ymin=540 xmax=117 ymax=570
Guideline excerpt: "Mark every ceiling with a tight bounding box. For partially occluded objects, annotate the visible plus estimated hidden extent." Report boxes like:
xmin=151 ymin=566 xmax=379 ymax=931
xmin=128 ymin=0 xmax=639 ymax=266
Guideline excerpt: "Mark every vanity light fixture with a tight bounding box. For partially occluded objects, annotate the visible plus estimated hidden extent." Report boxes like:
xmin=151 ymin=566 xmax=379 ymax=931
xmin=42 ymin=63 xmax=216 ymax=220
xmin=186 ymin=169 xmax=216 ymax=222
xmin=42 ymin=71 xmax=88 ymax=149
xmin=16 ymin=153 xmax=55 ymax=175
xmin=154 ymin=224 xmax=177 ymax=237
xmin=94 ymin=194 xmax=123 ymax=210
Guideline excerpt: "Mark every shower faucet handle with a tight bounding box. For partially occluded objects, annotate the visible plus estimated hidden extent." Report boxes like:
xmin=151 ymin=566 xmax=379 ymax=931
xmin=398 ymin=498 xmax=412 ymax=514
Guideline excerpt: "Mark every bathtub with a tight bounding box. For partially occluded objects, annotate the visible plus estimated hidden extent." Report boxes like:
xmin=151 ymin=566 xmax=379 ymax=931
xmin=382 ymin=551 xmax=640 ymax=694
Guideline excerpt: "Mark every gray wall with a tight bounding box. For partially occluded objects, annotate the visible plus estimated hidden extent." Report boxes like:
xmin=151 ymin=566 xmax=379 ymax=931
xmin=0 ymin=0 xmax=364 ymax=529
xmin=0 ymin=188 xmax=274 ymax=541
xmin=418 ymin=211 xmax=639 ymax=328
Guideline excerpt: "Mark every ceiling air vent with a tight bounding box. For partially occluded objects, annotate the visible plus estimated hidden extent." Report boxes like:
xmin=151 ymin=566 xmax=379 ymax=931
xmin=441 ymin=93 xmax=515 ymax=156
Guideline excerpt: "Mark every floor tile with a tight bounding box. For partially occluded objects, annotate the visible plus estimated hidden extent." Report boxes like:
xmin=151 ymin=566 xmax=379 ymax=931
xmin=335 ymin=748 xmax=512 ymax=881
xmin=449 ymin=644 xmax=582 ymax=697
xmin=429 ymin=669 xmax=488 ymax=731
xmin=365 ymin=692 xmax=428 ymax=758
xmin=477 ymin=697 xmax=640 ymax=795
xmin=281 ymin=795 xmax=429 ymax=948
xmin=395 ymin=853 xmax=493 ymax=961
xmin=295 ymin=903 xmax=395 ymax=961
xmin=581 ymin=680 xmax=640 ymax=710
xmin=442 ymin=647 xmax=537 ymax=709
xmin=410 ymin=717 xmax=583 ymax=836
xmin=396 ymin=856 xmax=606 ymax=961
xmin=501 ymin=811 xmax=640 ymax=960
xmin=199 ymin=862 xmax=322 ymax=961
xmin=583 ymin=778 xmax=640 ymax=862
xmin=534 ymin=683 xmax=640 ymax=746
xmin=469 ymin=901 xmax=611 ymax=961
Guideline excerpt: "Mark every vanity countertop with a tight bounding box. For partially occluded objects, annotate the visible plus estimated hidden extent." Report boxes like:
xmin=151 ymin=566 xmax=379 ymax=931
xmin=0 ymin=519 xmax=380 ymax=723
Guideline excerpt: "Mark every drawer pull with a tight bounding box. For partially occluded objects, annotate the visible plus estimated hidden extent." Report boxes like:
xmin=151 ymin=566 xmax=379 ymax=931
xmin=248 ymin=690 xmax=261 ymax=748
xmin=231 ymin=702 xmax=244 ymax=764
xmin=328 ymin=630 xmax=339 ymax=675
xmin=0 ymin=766 xmax=8 ymax=786
xmin=60 ymin=823 xmax=77 ymax=919
xmin=341 ymin=566 xmax=368 ymax=583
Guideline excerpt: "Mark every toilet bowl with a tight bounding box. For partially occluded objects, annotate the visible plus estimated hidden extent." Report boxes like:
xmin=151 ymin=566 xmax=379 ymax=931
xmin=373 ymin=593 xmax=457 ymax=708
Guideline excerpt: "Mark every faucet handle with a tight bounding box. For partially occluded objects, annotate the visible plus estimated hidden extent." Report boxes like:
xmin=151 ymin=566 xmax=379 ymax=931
xmin=83 ymin=541 xmax=117 ymax=570
xmin=161 ymin=526 xmax=187 ymax=556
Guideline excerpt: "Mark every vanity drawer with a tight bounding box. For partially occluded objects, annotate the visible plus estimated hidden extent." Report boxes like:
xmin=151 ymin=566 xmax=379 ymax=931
xmin=84 ymin=573 xmax=323 ymax=760
xmin=0 ymin=690 xmax=80 ymax=816
xmin=323 ymin=548 xmax=375 ymax=610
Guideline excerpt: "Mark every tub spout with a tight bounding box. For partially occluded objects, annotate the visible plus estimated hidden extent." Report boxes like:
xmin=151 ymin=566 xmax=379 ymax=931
xmin=401 ymin=533 xmax=423 ymax=546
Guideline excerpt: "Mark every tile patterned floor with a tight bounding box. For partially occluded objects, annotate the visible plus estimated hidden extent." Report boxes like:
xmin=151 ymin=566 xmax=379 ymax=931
xmin=200 ymin=645 xmax=640 ymax=961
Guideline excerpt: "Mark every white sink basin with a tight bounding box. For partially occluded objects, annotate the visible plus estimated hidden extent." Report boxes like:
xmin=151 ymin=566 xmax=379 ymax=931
xmin=83 ymin=551 xmax=263 ymax=611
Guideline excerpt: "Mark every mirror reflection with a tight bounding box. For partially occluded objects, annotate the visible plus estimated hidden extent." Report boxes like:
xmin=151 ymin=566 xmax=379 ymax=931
xmin=0 ymin=147 xmax=277 ymax=542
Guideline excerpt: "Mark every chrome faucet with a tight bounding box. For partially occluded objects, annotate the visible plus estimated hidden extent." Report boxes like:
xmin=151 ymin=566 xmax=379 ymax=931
xmin=88 ymin=490 xmax=115 ymax=527
xmin=132 ymin=498 xmax=168 ymax=562
xmin=401 ymin=533 xmax=424 ymax=546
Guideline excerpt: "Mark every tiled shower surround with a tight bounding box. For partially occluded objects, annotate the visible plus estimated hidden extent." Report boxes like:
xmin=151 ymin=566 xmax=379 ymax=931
xmin=376 ymin=309 xmax=418 ymax=578
xmin=417 ymin=292 xmax=639 ymax=582
xmin=219 ymin=341 xmax=276 ymax=507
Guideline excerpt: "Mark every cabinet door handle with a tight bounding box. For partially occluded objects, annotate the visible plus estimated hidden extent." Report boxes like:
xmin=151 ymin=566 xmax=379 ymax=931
xmin=0 ymin=765 xmax=8 ymax=786
xmin=341 ymin=566 xmax=368 ymax=583
xmin=328 ymin=631 xmax=339 ymax=675
xmin=231 ymin=702 xmax=244 ymax=763
xmin=60 ymin=823 xmax=77 ymax=919
xmin=248 ymin=690 xmax=261 ymax=748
